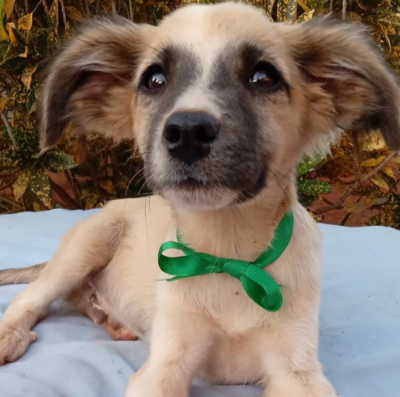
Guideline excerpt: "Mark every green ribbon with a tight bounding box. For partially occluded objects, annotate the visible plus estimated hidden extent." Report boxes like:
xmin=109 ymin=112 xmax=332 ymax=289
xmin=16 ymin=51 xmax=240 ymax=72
xmin=158 ymin=211 xmax=294 ymax=312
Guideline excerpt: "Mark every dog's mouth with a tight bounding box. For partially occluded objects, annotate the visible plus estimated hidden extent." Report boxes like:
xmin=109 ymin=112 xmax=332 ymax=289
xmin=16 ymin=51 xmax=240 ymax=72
xmin=157 ymin=171 xmax=267 ymax=210
xmin=146 ymin=150 xmax=268 ymax=210
xmin=175 ymin=177 xmax=212 ymax=190
xmin=159 ymin=176 xmax=237 ymax=210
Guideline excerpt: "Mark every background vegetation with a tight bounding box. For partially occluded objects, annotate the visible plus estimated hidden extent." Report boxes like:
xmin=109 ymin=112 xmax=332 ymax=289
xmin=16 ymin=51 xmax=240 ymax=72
xmin=0 ymin=0 xmax=399 ymax=228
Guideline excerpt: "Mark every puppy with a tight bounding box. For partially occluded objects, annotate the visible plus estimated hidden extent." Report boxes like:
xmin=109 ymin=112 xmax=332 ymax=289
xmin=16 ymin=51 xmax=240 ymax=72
xmin=1 ymin=3 xmax=400 ymax=397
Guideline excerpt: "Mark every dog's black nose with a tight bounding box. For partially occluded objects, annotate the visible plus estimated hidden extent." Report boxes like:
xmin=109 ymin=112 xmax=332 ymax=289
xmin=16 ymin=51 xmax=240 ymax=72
xmin=163 ymin=111 xmax=220 ymax=165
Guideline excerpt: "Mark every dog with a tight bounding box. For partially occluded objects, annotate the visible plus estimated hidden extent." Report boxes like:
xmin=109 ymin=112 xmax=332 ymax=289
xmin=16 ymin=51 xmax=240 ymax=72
xmin=0 ymin=2 xmax=399 ymax=397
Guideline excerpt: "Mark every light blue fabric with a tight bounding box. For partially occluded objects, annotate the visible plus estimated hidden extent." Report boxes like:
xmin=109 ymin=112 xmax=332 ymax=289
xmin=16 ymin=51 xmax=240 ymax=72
xmin=0 ymin=209 xmax=399 ymax=397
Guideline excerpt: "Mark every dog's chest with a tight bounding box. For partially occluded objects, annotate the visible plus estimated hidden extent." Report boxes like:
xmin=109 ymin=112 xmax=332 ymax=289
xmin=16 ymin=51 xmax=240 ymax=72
xmin=169 ymin=273 xmax=274 ymax=332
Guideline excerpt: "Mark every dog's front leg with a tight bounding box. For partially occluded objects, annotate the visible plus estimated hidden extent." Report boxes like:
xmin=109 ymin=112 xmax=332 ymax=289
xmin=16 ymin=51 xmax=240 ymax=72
xmin=126 ymin=308 xmax=214 ymax=397
xmin=262 ymin=316 xmax=337 ymax=397
xmin=263 ymin=366 xmax=336 ymax=397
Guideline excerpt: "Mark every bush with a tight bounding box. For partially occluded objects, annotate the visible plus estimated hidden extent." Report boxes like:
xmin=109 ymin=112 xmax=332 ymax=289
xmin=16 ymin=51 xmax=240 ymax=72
xmin=0 ymin=0 xmax=399 ymax=228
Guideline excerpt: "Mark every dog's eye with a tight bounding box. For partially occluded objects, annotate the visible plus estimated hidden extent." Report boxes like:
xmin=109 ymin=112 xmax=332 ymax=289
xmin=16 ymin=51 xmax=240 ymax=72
xmin=249 ymin=62 xmax=281 ymax=89
xmin=147 ymin=72 xmax=167 ymax=90
xmin=142 ymin=65 xmax=167 ymax=91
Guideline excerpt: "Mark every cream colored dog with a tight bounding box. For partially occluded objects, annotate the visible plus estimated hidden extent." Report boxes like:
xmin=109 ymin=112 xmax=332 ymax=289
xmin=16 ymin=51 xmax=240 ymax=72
xmin=1 ymin=3 xmax=400 ymax=397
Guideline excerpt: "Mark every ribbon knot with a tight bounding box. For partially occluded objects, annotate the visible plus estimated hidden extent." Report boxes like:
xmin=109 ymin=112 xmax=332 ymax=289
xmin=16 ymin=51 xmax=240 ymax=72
xmin=222 ymin=259 xmax=250 ymax=279
xmin=158 ymin=211 xmax=294 ymax=312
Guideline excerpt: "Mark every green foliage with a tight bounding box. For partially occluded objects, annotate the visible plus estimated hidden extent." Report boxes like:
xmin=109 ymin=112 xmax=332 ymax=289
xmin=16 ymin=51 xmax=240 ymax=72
xmin=297 ymin=155 xmax=325 ymax=177
xmin=0 ymin=0 xmax=399 ymax=229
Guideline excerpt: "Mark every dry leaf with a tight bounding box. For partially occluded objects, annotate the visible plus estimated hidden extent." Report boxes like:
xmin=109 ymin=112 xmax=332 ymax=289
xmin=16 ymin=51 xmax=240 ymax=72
xmin=18 ymin=13 xmax=33 ymax=32
xmin=370 ymin=176 xmax=389 ymax=190
xmin=13 ymin=170 xmax=30 ymax=200
xmin=32 ymin=201 xmax=42 ymax=211
xmin=6 ymin=22 xmax=17 ymax=45
xmin=21 ymin=63 xmax=38 ymax=89
xmin=18 ymin=46 xmax=29 ymax=58
xmin=382 ymin=165 xmax=395 ymax=179
xmin=360 ymin=156 xmax=386 ymax=167
xmin=344 ymin=198 xmax=371 ymax=214
xmin=99 ymin=180 xmax=115 ymax=194
xmin=65 ymin=6 xmax=83 ymax=21
xmin=296 ymin=9 xmax=315 ymax=23
xmin=0 ymin=96 xmax=8 ymax=110
xmin=361 ymin=132 xmax=387 ymax=152
xmin=3 ymin=0 xmax=15 ymax=19
xmin=0 ymin=7 xmax=9 ymax=40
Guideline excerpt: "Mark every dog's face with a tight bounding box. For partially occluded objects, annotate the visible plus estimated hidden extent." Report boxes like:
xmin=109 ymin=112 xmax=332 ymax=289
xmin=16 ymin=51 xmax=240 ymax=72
xmin=135 ymin=5 xmax=298 ymax=209
xmin=40 ymin=2 xmax=400 ymax=210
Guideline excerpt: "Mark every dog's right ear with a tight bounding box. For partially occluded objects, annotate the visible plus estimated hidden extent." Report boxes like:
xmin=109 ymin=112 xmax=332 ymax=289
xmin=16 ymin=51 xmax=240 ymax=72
xmin=40 ymin=17 xmax=153 ymax=150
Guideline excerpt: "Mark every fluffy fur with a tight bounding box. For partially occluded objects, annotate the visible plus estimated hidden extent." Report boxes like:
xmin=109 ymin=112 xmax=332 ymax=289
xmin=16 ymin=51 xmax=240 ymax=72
xmin=1 ymin=3 xmax=400 ymax=397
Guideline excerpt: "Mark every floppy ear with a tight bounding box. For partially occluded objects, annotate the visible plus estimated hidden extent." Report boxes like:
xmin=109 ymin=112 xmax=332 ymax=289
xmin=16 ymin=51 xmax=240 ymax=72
xmin=40 ymin=16 xmax=153 ymax=150
xmin=280 ymin=17 xmax=400 ymax=152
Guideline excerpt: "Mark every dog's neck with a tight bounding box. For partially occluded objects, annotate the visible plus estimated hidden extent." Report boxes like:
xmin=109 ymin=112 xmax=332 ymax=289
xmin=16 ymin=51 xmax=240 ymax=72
xmin=174 ymin=185 xmax=296 ymax=262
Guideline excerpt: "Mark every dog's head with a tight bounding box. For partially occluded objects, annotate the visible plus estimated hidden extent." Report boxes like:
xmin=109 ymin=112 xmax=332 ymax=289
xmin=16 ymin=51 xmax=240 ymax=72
xmin=40 ymin=2 xmax=400 ymax=210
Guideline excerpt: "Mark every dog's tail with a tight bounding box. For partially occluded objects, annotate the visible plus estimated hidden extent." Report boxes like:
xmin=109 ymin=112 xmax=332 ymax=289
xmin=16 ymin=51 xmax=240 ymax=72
xmin=0 ymin=263 xmax=46 ymax=286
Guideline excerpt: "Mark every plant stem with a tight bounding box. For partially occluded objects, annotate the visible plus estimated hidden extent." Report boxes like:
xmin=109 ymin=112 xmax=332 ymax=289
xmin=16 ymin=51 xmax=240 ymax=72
xmin=0 ymin=110 xmax=18 ymax=150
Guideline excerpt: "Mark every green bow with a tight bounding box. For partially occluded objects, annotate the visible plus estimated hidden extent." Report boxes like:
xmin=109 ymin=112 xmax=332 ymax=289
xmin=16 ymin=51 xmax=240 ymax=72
xmin=158 ymin=211 xmax=294 ymax=312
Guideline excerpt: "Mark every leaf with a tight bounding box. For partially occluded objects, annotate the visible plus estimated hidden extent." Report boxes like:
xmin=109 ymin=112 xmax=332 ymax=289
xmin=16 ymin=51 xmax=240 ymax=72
xmin=344 ymin=198 xmax=371 ymax=214
xmin=296 ymin=9 xmax=314 ymax=23
xmin=32 ymin=27 xmax=50 ymax=57
xmin=267 ymin=0 xmax=278 ymax=15
xmin=361 ymin=132 xmax=387 ymax=152
xmin=277 ymin=0 xmax=298 ymax=22
xmin=297 ymin=154 xmax=324 ymax=176
xmin=298 ymin=180 xmax=331 ymax=194
xmin=0 ymin=149 xmax=18 ymax=166
xmin=30 ymin=167 xmax=52 ymax=208
xmin=298 ymin=192 xmax=318 ymax=208
xmin=17 ymin=13 xmax=33 ymax=32
xmin=391 ymin=155 xmax=400 ymax=164
xmin=6 ymin=22 xmax=16 ymax=45
xmin=382 ymin=165 xmax=395 ymax=179
xmin=366 ymin=195 xmax=388 ymax=206
xmin=18 ymin=45 xmax=28 ymax=58
xmin=3 ymin=0 xmax=14 ymax=19
xmin=5 ymin=25 xmax=15 ymax=46
xmin=81 ymin=185 xmax=99 ymax=210
xmin=370 ymin=176 xmax=389 ymax=190
xmin=21 ymin=63 xmax=38 ymax=89
xmin=42 ymin=151 xmax=77 ymax=172
xmin=360 ymin=156 xmax=386 ymax=167
xmin=365 ymin=214 xmax=381 ymax=226
xmin=0 ymin=95 xmax=8 ymax=110
xmin=65 ymin=6 xmax=83 ymax=22
xmin=13 ymin=169 xmax=30 ymax=200
xmin=99 ymin=180 xmax=116 ymax=194
xmin=12 ymin=129 xmax=39 ymax=154
xmin=32 ymin=201 xmax=42 ymax=211
xmin=0 ymin=0 xmax=10 ymax=41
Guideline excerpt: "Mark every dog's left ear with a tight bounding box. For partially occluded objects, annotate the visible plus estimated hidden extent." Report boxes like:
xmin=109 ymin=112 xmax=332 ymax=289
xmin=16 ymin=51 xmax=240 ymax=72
xmin=279 ymin=17 xmax=400 ymax=152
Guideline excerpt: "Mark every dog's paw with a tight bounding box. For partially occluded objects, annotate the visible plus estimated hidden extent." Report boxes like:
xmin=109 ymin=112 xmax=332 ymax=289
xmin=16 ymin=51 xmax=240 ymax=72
xmin=0 ymin=323 xmax=36 ymax=365
xmin=125 ymin=372 xmax=188 ymax=397
xmin=264 ymin=371 xmax=337 ymax=397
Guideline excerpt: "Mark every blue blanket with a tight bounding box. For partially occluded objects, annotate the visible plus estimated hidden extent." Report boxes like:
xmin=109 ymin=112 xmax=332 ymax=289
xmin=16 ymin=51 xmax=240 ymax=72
xmin=0 ymin=209 xmax=399 ymax=397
